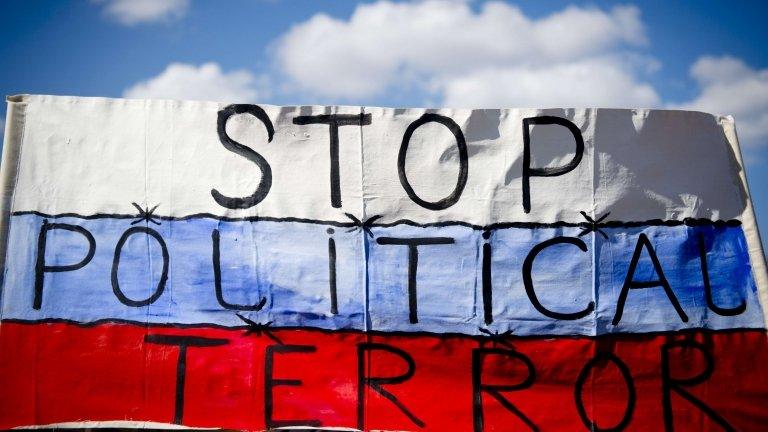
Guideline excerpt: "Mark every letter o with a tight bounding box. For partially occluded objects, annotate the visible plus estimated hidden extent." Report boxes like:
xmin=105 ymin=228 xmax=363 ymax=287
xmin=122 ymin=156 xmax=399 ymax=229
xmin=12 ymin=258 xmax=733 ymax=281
xmin=111 ymin=226 xmax=169 ymax=307
xmin=574 ymin=353 xmax=636 ymax=432
xmin=398 ymin=113 xmax=468 ymax=210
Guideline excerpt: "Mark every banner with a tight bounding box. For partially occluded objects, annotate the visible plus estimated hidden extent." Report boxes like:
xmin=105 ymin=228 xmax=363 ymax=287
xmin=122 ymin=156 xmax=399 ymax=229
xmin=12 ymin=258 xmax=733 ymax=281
xmin=0 ymin=95 xmax=766 ymax=431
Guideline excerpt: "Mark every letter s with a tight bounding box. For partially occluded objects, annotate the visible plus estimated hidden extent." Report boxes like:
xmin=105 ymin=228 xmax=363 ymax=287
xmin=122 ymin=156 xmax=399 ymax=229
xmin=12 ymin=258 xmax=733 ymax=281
xmin=211 ymin=104 xmax=275 ymax=209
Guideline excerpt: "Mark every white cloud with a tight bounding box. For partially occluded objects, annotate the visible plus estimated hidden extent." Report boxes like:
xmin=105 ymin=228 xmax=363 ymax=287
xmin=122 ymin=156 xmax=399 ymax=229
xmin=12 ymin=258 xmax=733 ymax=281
xmin=439 ymin=57 xmax=660 ymax=108
xmin=274 ymin=0 xmax=655 ymax=106
xmin=123 ymin=62 xmax=264 ymax=102
xmin=677 ymin=56 xmax=768 ymax=148
xmin=117 ymin=2 xmax=767 ymax=152
xmin=95 ymin=0 xmax=189 ymax=26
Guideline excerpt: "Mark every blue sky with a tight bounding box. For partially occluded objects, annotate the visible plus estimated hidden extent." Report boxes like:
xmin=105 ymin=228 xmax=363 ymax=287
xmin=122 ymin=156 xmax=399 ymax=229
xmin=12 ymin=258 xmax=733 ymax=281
xmin=1 ymin=0 xmax=768 ymax=244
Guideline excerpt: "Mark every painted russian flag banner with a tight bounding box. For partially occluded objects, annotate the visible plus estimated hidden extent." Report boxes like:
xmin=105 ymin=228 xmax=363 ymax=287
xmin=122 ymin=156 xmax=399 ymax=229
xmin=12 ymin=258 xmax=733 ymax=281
xmin=1 ymin=94 xmax=767 ymax=431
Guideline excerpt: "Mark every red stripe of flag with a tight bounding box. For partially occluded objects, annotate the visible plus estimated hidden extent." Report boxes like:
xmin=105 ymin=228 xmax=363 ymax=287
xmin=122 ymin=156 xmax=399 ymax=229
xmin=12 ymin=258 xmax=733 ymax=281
xmin=0 ymin=322 xmax=766 ymax=431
